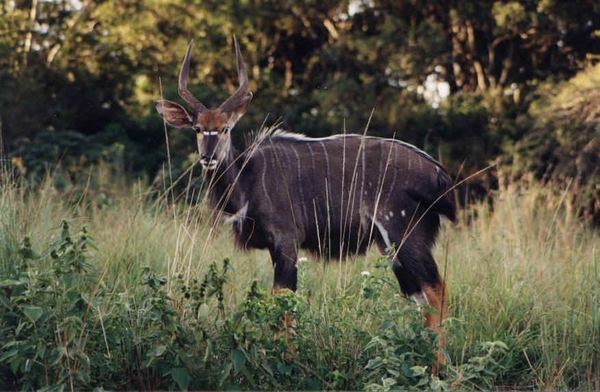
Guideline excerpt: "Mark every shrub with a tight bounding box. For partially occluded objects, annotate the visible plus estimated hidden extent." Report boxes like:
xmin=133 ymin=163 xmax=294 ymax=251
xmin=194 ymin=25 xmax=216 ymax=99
xmin=0 ymin=219 xmax=511 ymax=390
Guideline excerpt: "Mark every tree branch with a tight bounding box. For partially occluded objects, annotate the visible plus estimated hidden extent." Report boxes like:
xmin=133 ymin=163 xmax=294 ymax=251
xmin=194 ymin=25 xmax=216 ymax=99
xmin=22 ymin=0 xmax=38 ymax=71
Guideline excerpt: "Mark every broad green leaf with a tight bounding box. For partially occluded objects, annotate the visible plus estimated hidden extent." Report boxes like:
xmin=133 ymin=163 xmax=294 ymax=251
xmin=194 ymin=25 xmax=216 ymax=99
xmin=276 ymin=362 xmax=293 ymax=375
xmin=9 ymin=356 xmax=21 ymax=374
xmin=21 ymin=305 xmax=44 ymax=323
xmin=218 ymin=362 xmax=232 ymax=386
xmin=365 ymin=356 xmax=384 ymax=370
xmin=170 ymin=367 xmax=191 ymax=391
xmin=147 ymin=345 xmax=167 ymax=357
xmin=0 ymin=279 xmax=23 ymax=287
xmin=230 ymin=348 xmax=246 ymax=375
xmin=203 ymin=341 xmax=213 ymax=363
xmin=382 ymin=377 xmax=397 ymax=389
xmin=381 ymin=319 xmax=395 ymax=330
xmin=198 ymin=303 xmax=210 ymax=319
xmin=0 ymin=348 xmax=19 ymax=362
xmin=410 ymin=365 xmax=428 ymax=376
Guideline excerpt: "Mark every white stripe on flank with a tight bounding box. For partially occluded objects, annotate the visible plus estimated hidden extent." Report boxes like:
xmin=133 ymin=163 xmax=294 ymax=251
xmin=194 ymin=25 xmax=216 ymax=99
xmin=319 ymin=141 xmax=331 ymax=181
xmin=412 ymin=291 xmax=429 ymax=307
xmin=370 ymin=215 xmax=391 ymax=249
xmin=259 ymin=151 xmax=273 ymax=207
xmin=377 ymin=140 xmax=384 ymax=192
xmin=360 ymin=142 xmax=366 ymax=209
xmin=306 ymin=142 xmax=317 ymax=173
xmin=385 ymin=150 xmax=397 ymax=206
xmin=405 ymin=153 xmax=412 ymax=185
xmin=290 ymin=144 xmax=308 ymax=223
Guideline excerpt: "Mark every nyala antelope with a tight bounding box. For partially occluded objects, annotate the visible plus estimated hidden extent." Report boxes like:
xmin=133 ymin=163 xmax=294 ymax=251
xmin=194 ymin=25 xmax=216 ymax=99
xmin=156 ymin=37 xmax=456 ymax=369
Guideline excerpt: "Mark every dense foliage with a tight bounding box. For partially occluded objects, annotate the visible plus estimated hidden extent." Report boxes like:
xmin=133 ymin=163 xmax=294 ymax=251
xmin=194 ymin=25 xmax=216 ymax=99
xmin=1 ymin=1 xmax=599 ymax=219
xmin=0 ymin=169 xmax=597 ymax=390
xmin=0 ymin=220 xmax=509 ymax=390
xmin=0 ymin=3 xmax=598 ymax=389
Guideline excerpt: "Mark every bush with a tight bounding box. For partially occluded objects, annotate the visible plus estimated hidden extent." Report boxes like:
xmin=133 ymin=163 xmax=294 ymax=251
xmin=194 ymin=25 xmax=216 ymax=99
xmin=0 ymin=222 xmax=509 ymax=390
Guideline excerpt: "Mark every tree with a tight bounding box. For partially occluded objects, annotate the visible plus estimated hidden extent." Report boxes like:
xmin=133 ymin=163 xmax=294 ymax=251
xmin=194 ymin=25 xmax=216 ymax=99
xmin=1 ymin=0 xmax=599 ymax=200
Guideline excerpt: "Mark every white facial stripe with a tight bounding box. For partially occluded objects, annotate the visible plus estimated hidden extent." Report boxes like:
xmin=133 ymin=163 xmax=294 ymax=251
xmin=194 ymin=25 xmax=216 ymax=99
xmin=203 ymin=131 xmax=219 ymax=136
xmin=200 ymin=159 xmax=219 ymax=170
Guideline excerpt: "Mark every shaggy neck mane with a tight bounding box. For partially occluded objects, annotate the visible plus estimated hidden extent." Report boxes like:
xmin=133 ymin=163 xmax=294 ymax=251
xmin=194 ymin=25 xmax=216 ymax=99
xmin=204 ymin=146 xmax=246 ymax=215
xmin=205 ymin=126 xmax=280 ymax=215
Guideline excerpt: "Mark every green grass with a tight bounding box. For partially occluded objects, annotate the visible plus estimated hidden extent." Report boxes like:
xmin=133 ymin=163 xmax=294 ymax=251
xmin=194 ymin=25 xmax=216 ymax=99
xmin=445 ymin=186 xmax=599 ymax=390
xmin=0 ymin=166 xmax=598 ymax=390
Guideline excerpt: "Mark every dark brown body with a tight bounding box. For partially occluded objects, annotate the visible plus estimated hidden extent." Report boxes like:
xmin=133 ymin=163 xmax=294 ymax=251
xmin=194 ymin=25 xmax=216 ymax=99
xmin=156 ymin=38 xmax=455 ymax=371
xmin=206 ymin=131 xmax=456 ymax=296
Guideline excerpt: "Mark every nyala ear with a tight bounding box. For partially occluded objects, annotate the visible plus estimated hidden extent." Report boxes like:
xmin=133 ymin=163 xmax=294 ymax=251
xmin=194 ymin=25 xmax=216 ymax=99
xmin=156 ymin=100 xmax=195 ymax=129
xmin=221 ymin=91 xmax=253 ymax=129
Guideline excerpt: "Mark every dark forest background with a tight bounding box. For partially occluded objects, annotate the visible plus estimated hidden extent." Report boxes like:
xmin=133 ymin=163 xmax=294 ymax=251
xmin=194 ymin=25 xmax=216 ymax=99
xmin=1 ymin=0 xmax=599 ymax=222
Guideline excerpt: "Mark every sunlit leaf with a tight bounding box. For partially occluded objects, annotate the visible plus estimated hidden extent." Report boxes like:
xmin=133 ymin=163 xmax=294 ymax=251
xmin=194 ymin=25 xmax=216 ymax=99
xmin=147 ymin=345 xmax=167 ymax=357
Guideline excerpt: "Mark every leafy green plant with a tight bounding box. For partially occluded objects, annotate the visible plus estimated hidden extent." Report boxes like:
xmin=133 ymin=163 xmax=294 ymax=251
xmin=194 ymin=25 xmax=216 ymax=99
xmin=1 ymin=174 xmax=596 ymax=390
xmin=0 ymin=221 xmax=101 ymax=390
xmin=362 ymin=307 xmax=442 ymax=391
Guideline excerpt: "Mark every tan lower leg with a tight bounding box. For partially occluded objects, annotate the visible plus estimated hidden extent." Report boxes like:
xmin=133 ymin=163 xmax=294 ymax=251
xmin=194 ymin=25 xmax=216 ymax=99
xmin=272 ymin=285 xmax=286 ymax=295
xmin=273 ymin=286 xmax=296 ymax=360
xmin=422 ymin=279 xmax=448 ymax=330
xmin=422 ymin=279 xmax=449 ymax=373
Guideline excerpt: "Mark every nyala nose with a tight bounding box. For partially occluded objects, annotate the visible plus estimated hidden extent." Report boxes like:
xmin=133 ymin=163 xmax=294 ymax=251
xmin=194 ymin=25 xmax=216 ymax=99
xmin=201 ymin=153 xmax=212 ymax=161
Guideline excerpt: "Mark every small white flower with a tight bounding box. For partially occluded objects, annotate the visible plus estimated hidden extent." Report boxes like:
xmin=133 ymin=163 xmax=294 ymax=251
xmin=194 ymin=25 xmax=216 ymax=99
xmin=361 ymin=271 xmax=371 ymax=277
xmin=297 ymin=257 xmax=308 ymax=263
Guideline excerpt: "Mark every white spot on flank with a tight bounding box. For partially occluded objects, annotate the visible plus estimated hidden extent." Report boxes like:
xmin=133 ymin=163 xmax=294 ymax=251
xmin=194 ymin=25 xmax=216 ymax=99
xmin=389 ymin=211 xmax=394 ymax=218
xmin=401 ymin=210 xmax=406 ymax=218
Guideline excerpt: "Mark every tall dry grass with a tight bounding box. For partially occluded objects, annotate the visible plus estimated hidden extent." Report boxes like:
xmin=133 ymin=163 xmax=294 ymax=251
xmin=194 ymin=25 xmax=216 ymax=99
xmin=0 ymin=163 xmax=598 ymax=389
